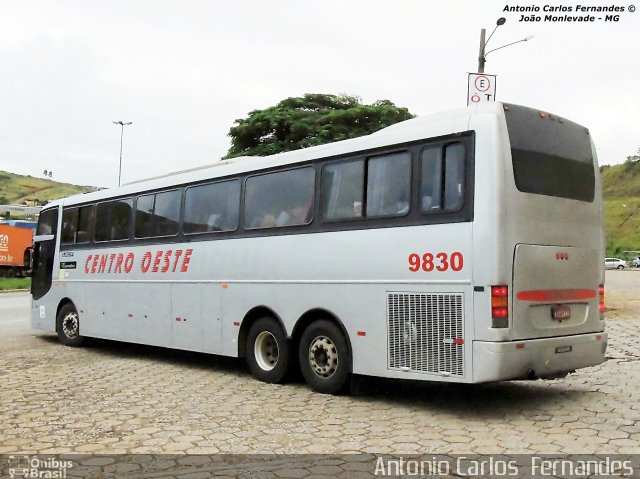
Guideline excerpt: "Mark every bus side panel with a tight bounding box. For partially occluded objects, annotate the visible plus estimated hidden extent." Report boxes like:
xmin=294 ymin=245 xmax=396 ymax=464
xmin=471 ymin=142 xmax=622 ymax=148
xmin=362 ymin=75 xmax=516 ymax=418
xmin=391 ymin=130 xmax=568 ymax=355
xmin=218 ymin=225 xmax=474 ymax=382
xmin=468 ymin=112 xmax=511 ymax=344
xmin=58 ymin=245 xmax=223 ymax=353
xmin=80 ymin=282 xmax=170 ymax=346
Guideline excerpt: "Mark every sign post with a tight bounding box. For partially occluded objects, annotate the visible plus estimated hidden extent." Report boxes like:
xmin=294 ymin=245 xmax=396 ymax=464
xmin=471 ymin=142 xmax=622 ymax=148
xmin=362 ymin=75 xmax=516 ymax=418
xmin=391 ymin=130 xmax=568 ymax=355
xmin=467 ymin=73 xmax=497 ymax=106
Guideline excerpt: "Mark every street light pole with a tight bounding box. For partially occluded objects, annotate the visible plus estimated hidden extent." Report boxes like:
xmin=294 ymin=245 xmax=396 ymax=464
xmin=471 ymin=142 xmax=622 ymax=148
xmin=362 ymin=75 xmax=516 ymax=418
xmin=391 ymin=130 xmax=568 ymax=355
xmin=478 ymin=17 xmax=506 ymax=73
xmin=113 ymin=121 xmax=132 ymax=187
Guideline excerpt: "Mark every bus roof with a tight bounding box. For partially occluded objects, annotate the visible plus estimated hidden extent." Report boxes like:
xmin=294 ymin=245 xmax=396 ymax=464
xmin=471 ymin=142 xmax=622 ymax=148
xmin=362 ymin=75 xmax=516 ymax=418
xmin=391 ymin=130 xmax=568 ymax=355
xmin=55 ymin=102 xmax=503 ymax=208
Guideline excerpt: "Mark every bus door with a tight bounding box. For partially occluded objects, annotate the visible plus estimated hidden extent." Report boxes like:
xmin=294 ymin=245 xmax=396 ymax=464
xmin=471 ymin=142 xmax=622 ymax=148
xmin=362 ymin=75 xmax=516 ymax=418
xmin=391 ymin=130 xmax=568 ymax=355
xmin=31 ymin=208 xmax=59 ymax=301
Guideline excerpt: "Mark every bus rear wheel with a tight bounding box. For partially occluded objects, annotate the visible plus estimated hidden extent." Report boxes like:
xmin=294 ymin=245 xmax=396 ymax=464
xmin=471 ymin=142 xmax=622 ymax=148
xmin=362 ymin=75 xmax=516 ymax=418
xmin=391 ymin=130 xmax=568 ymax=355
xmin=299 ymin=320 xmax=351 ymax=395
xmin=56 ymin=303 xmax=85 ymax=347
xmin=246 ymin=317 xmax=290 ymax=384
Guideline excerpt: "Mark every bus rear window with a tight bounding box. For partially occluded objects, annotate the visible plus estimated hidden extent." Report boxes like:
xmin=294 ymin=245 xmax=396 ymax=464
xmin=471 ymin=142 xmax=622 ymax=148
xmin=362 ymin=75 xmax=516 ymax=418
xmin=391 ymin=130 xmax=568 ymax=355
xmin=504 ymin=103 xmax=595 ymax=202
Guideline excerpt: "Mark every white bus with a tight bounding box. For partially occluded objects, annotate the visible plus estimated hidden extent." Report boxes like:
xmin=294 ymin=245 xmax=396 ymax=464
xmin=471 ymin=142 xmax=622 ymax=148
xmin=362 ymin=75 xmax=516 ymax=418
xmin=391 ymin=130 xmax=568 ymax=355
xmin=31 ymin=102 xmax=607 ymax=394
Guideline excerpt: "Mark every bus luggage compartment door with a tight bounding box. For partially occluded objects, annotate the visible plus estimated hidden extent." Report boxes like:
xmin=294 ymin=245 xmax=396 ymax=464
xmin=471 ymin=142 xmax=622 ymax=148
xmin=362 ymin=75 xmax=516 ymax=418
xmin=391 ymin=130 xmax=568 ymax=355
xmin=511 ymin=244 xmax=601 ymax=340
xmin=170 ymin=283 xmax=221 ymax=353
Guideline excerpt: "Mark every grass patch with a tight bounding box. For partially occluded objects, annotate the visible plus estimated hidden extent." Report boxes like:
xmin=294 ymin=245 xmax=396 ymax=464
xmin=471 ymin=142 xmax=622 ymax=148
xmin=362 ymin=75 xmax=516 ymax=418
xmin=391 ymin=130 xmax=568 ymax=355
xmin=0 ymin=277 xmax=31 ymax=291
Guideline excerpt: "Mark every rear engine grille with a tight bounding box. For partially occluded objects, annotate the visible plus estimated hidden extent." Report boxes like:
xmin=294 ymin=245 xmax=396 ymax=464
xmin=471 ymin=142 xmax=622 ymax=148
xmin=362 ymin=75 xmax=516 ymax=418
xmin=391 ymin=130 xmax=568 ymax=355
xmin=388 ymin=292 xmax=464 ymax=376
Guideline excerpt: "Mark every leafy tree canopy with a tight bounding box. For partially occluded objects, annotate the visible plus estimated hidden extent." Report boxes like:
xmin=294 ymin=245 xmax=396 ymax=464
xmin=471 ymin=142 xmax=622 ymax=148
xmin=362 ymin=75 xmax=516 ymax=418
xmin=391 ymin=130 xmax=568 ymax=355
xmin=225 ymin=93 xmax=415 ymax=159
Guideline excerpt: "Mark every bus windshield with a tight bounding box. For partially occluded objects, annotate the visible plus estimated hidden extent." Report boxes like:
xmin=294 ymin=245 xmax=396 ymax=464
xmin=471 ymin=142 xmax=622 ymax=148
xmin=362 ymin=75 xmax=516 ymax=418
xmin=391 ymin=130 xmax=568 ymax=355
xmin=504 ymin=103 xmax=595 ymax=202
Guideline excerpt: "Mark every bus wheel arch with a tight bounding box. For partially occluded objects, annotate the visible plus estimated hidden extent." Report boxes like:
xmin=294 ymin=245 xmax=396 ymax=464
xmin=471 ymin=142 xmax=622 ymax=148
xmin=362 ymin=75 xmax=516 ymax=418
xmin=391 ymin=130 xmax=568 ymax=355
xmin=240 ymin=306 xmax=291 ymax=384
xmin=56 ymin=299 xmax=85 ymax=347
xmin=293 ymin=309 xmax=353 ymax=394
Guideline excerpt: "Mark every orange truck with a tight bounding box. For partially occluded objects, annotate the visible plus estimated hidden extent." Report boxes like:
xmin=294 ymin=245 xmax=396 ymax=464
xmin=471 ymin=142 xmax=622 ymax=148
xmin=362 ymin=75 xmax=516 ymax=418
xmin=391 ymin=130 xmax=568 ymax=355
xmin=0 ymin=223 xmax=34 ymax=278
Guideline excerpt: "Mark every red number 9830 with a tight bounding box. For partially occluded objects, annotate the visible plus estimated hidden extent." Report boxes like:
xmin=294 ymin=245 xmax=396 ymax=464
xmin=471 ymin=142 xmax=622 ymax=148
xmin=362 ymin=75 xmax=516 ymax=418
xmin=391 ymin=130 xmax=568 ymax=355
xmin=408 ymin=252 xmax=463 ymax=272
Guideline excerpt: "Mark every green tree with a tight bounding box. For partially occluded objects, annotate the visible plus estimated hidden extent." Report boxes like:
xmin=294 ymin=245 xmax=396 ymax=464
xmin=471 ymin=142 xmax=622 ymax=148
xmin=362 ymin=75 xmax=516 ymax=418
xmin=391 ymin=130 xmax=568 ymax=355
xmin=624 ymin=147 xmax=640 ymax=164
xmin=225 ymin=93 xmax=415 ymax=158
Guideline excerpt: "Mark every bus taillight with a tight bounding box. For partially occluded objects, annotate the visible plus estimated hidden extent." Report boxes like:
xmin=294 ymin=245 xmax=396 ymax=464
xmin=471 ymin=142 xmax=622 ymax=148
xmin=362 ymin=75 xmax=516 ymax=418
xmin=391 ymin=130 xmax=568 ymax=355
xmin=599 ymin=284 xmax=605 ymax=318
xmin=491 ymin=285 xmax=509 ymax=327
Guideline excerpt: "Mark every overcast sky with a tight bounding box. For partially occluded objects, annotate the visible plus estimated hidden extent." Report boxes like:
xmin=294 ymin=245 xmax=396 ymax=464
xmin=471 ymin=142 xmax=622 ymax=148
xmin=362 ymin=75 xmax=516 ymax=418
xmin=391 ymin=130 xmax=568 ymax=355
xmin=1 ymin=1 xmax=638 ymax=188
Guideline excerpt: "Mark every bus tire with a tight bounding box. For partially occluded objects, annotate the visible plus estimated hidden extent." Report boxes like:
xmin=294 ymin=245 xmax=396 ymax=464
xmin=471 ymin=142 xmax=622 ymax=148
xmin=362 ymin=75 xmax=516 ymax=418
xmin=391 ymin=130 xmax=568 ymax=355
xmin=298 ymin=320 xmax=351 ymax=395
xmin=246 ymin=317 xmax=290 ymax=384
xmin=56 ymin=303 xmax=85 ymax=347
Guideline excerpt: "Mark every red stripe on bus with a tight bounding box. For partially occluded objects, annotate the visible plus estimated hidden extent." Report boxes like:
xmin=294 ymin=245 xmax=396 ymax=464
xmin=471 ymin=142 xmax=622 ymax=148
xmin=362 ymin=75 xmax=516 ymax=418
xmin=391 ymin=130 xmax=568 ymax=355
xmin=517 ymin=289 xmax=596 ymax=302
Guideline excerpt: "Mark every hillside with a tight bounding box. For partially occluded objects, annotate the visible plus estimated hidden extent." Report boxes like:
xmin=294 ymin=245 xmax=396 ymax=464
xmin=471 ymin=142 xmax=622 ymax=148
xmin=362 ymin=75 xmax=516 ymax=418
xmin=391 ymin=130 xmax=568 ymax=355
xmin=0 ymin=170 xmax=95 ymax=207
xmin=601 ymin=161 xmax=640 ymax=256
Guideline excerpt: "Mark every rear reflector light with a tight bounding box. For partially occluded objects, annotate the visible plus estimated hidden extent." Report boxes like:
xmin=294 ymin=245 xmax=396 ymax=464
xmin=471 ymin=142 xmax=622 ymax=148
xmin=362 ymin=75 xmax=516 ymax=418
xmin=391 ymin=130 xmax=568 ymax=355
xmin=491 ymin=285 xmax=509 ymax=327
xmin=599 ymin=284 xmax=605 ymax=318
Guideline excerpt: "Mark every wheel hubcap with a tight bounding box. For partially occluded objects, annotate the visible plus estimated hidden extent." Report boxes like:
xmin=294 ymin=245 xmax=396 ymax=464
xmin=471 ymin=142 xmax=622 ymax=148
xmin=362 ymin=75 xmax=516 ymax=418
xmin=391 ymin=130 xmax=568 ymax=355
xmin=62 ymin=313 xmax=79 ymax=338
xmin=308 ymin=336 xmax=338 ymax=378
xmin=254 ymin=331 xmax=279 ymax=371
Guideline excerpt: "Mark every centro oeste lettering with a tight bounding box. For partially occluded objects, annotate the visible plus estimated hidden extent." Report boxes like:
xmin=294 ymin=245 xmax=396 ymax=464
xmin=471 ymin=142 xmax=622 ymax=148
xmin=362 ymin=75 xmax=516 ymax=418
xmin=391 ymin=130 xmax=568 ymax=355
xmin=84 ymin=249 xmax=193 ymax=274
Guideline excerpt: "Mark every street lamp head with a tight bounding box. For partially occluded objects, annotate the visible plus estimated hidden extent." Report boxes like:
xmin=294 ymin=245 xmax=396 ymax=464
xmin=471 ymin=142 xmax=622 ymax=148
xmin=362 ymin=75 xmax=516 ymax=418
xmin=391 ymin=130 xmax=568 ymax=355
xmin=524 ymin=34 xmax=535 ymax=41
xmin=484 ymin=17 xmax=507 ymax=51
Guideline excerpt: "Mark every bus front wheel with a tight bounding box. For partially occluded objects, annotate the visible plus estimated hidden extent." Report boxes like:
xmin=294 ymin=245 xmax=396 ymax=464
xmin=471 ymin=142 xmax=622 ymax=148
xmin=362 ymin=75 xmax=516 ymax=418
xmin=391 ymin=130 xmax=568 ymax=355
xmin=246 ymin=317 xmax=290 ymax=384
xmin=56 ymin=303 xmax=85 ymax=347
xmin=298 ymin=320 xmax=351 ymax=395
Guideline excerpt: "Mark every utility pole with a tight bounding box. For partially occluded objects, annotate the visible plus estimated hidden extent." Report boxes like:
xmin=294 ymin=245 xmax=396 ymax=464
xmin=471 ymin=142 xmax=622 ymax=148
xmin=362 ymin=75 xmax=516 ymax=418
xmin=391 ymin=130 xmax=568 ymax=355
xmin=113 ymin=121 xmax=132 ymax=187
xmin=478 ymin=28 xmax=487 ymax=73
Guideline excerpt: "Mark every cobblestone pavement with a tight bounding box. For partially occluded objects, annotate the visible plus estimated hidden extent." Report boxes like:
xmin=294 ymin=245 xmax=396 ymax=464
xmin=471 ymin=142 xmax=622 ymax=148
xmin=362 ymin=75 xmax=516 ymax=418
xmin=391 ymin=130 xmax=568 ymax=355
xmin=1 ymin=277 xmax=639 ymax=459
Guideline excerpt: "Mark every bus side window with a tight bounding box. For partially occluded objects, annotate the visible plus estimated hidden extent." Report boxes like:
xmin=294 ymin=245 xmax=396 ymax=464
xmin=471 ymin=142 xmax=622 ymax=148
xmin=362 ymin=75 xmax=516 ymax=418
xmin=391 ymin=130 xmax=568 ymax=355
xmin=111 ymin=200 xmax=133 ymax=240
xmin=135 ymin=195 xmax=155 ymax=238
xmin=61 ymin=208 xmax=78 ymax=245
xmin=420 ymin=147 xmax=443 ymax=211
xmin=420 ymin=143 xmax=465 ymax=213
xmin=135 ymin=191 xmax=180 ymax=238
xmin=444 ymin=143 xmax=465 ymax=211
xmin=321 ymin=160 xmax=364 ymax=220
xmin=153 ymin=191 xmax=180 ymax=236
xmin=96 ymin=199 xmax=132 ymax=242
xmin=76 ymin=205 xmax=94 ymax=244
xmin=366 ymin=152 xmax=411 ymax=217
xmin=244 ymin=168 xmax=315 ymax=229
xmin=183 ymin=180 xmax=240 ymax=234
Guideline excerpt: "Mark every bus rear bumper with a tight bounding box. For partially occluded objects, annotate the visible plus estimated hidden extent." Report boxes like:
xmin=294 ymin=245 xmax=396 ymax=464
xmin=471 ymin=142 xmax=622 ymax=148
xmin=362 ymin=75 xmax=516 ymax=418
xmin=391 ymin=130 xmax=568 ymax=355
xmin=472 ymin=332 xmax=607 ymax=383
